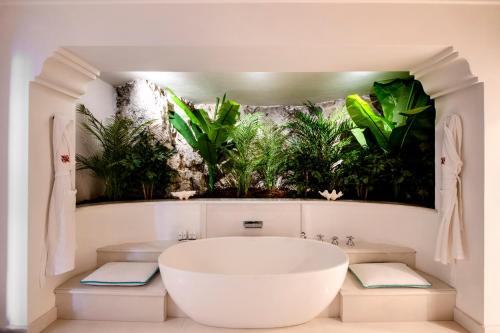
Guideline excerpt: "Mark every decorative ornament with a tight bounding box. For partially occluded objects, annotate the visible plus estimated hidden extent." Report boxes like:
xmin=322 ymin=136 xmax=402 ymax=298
xmin=171 ymin=190 xmax=196 ymax=200
xmin=319 ymin=189 xmax=343 ymax=201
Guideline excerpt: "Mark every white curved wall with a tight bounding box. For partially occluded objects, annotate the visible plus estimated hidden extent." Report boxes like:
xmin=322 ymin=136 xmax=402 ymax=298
xmin=73 ymin=200 xmax=444 ymax=280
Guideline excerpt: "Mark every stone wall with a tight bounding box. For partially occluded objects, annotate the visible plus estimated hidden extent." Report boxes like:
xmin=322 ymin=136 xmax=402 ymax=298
xmin=115 ymin=79 xmax=349 ymax=194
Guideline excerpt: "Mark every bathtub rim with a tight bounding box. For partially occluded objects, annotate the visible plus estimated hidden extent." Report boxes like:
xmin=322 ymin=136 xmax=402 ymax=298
xmin=158 ymin=236 xmax=349 ymax=278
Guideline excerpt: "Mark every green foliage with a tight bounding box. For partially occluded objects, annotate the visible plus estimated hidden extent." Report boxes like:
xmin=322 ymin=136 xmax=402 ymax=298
xmin=76 ymin=104 xmax=176 ymax=201
xmin=77 ymin=76 xmax=435 ymax=207
xmin=337 ymin=147 xmax=410 ymax=200
xmin=345 ymin=95 xmax=392 ymax=150
xmin=76 ymin=104 xmax=148 ymax=200
xmin=225 ymin=114 xmax=262 ymax=197
xmin=285 ymin=103 xmax=353 ymax=196
xmin=167 ymin=89 xmax=240 ymax=193
xmin=346 ymin=78 xmax=434 ymax=153
xmin=256 ymin=121 xmax=287 ymax=191
xmin=126 ymin=127 xmax=177 ymax=200
xmin=343 ymin=77 xmax=435 ymax=207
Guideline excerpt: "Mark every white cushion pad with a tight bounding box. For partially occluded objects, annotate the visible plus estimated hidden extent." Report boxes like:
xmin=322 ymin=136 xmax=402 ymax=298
xmin=349 ymin=263 xmax=432 ymax=288
xmin=81 ymin=262 xmax=159 ymax=286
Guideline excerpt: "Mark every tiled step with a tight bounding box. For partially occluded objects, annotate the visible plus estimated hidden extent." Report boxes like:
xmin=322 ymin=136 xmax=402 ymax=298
xmin=55 ymin=272 xmax=167 ymax=322
xmin=97 ymin=240 xmax=177 ymax=266
xmin=97 ymin=239 xmax=416 ymax=267
xmin=87 ymin=239 xmax=447 ymax=323
xmin=340 ymin=271 xmax=456 ymax=322
xmin=340 ymin=242 xmax=416 ymax=267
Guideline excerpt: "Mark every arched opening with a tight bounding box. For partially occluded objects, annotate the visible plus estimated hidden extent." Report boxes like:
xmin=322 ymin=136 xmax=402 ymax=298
xmin=22 ymin=45 xmax=484 ymax=332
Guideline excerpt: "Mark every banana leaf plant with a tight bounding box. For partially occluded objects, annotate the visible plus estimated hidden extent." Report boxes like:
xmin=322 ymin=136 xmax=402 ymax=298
xmin=167 ymin=88 xmax=240 ymax=193
xmin=346 ymin=78 xmax=434 ymax=152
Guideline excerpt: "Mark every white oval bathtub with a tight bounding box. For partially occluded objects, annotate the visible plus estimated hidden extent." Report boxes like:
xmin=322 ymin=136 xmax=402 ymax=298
xmin=158 ymin=236 xmax=348 ymax=328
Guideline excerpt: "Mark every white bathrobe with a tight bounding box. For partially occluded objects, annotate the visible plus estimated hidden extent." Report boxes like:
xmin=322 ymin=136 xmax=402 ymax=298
xmin=43 ymin=112 xmax=77 ymax=277
xmin=435 ymin=114 xmax=465 ymax=265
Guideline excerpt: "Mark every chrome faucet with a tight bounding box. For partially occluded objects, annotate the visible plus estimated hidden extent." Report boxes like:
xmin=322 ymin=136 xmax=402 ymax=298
xmin=346 ymin=236 xmax=355 ymax=247
xmin=300 ymin=232 xmax=307 ymax=239
xmin=316 ymin=234 xmax=325 ymax=242
xmin=178 ymin=230 xmax=197 ymax=241
xmin=331 ymin=236 xmax=339 ymax=246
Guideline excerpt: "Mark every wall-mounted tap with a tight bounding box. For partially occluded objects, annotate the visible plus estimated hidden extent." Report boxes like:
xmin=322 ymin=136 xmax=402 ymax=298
xmin=316 ymin=234 xmax=325 ymax=242
xmin=178 ymin=230 xmax=197 ymax=241
xmin=331 ymin=236 xmax=339 ymax=246
xmin=300 ymin=232 xmax=307 ymax=239
xmin=346 ymin=236 xmax=355 ymax=247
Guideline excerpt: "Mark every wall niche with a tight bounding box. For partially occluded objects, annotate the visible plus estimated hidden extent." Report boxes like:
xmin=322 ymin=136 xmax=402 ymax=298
xmin=77 ymin=74 xmax=435 ymax=208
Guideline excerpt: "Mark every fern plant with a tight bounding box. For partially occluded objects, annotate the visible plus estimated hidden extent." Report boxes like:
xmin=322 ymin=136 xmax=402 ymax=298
xmin=127 ymin=126 xmax=177 ymax=200
xmin=76 ymin=104 xmax=149 ymax=200
xmin=256 ymin=121 xmax=287 ymax=191
xmin=285 ymin=102 xmax=353 ymax=196
xmin=225 ymin=114 xmax=261 ymax=197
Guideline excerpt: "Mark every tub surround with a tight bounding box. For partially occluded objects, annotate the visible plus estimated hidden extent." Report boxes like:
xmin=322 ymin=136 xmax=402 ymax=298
xmin=74 ymin=200 xmax=445 ymax=284
xmin=96 ymin=239 xmax=416 ymax=268
xmin=55 ymin=273 xmax=166 ymax=322
xmin=54 ymin=237 xmax=455 ymax=325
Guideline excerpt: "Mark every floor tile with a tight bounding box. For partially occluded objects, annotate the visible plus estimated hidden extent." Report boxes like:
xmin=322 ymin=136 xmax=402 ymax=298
xmin=42 ymin=318 xmax=469 ymax=333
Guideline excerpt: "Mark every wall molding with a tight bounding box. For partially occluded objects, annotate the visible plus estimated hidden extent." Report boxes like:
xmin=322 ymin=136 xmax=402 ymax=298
xmin=34 ymin=48 xmax=100 ymax=99
xmin=410 ymin=47 xmax=479 ymax=99
xmin=454 ymin=307 xmax=500 ymax=333
xmin=27 ymin=306 xmax=56 ymax=333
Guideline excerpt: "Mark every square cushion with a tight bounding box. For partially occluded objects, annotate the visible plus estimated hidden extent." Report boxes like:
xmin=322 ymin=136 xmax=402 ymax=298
xmin=80 ymin=262 xmax=159 ymax=286
xmin=349 ymin=262 xmax=432 ymax=289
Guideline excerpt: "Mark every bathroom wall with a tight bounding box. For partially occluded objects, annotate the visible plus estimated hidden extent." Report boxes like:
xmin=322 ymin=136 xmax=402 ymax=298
xmin=434 ymin=84 xmax=485 ymax=325
xmin=76 ymin=78 xmax=116 ymax=202
xmin=1 ymin=2 xmax=500 ymax=331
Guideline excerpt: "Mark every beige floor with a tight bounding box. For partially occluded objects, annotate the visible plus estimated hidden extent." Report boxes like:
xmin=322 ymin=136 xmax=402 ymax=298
xmin=43 ymin=318 xmax=469 ymax=333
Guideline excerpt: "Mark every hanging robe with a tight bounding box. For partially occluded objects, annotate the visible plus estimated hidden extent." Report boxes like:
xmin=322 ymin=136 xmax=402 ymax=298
xmin=43 ymin=112 xmax=77 ymax=278
xmin=434 ymin=114 xmax=465 ymax=265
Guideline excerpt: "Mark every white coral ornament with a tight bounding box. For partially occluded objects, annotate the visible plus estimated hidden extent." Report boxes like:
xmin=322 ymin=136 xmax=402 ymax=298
xmin=171 ymin=191 xmax=196 ymax=200
xmin=319 ymin=189 xmax=343 ymax=201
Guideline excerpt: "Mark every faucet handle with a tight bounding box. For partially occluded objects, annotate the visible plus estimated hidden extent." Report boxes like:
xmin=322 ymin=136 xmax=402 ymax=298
xmin=316 ymin=234 xmax=325 ymax=242
xmin=346 ymin=236 xmax=355 ymax=247
xmin=331 ymin=236 xmax=339 ymax=246
xmin=300 ymin=232 xmax=307 ymax=239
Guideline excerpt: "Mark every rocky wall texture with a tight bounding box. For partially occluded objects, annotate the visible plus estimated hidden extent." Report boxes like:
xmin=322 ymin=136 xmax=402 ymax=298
xmin=115 ymin=79 xmax=348 ymax=194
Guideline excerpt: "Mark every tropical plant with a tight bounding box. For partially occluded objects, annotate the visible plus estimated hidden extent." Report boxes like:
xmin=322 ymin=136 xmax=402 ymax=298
xmin=337 ymin=147 xmax=410 ymax=200
xmin=167 ymin=89 xmax=240 ymax=193
xmin=126 ymin=126 xmax=177 ymax=200
xmin=285 ymin=102 xmax=353 ymax=196
xmin=76 ymin=104 xmax=149 ymax=200
xmin=344 ymin=78 xmax=435 ymax=206
xmin=256 ymin=120 xmax=287 ymax=191
xmin=225 ymin=114 xmax=261 ymax=197
xmin=345 ymin=78 xmax=434 ymax=152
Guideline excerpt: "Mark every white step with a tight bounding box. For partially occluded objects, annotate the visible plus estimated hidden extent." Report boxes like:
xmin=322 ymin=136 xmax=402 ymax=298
xmin=340 ymin=271 xmax=456 ymax=322
xmin=97 ymin=240 xmax=177 ymax=266
xmin=97 ymin=240 xmax=416 ymax=267
xmin=55 ymin=272 xmax=167 ymax=322
xmin=341 ymin=242 xmax=416 ymax=267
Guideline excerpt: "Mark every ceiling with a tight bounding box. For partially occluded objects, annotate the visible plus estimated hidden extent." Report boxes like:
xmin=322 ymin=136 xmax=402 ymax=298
xmin=101 ymin=71 xmax=410 ymax=105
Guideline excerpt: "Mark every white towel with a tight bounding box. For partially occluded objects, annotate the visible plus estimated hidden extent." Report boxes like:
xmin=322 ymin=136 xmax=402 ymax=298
xmin=435 ymin=114 xmax=465 ymax=264
xmin=41 ymin=112 xmax=77 ymax=283
xmin=81 ymin=262 xmax=159 ymax=286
